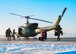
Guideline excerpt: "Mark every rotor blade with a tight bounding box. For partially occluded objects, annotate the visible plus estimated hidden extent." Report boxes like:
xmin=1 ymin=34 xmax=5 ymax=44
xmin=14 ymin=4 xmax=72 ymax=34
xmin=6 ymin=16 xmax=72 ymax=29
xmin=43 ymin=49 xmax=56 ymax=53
xmin=29 ymin=18 xmax=53 ymax=23
xmin=28 ymin=15 xmax=35 ymax=17
xmin=10 ymin=13 xmax=24 ymax=17
xmin=10 ymin=13 xmax=35 ymax=18
xmin=10 ymin=13 xmax=52 ymax=23
xmin=62 ymin=7 xmax=67 ymax=17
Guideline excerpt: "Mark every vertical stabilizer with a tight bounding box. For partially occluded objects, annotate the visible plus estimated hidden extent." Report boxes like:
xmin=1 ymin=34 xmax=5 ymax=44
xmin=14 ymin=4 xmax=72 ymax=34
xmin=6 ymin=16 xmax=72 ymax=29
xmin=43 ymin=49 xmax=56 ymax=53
xmin=54 ymin=7 xmax=67 ymax=28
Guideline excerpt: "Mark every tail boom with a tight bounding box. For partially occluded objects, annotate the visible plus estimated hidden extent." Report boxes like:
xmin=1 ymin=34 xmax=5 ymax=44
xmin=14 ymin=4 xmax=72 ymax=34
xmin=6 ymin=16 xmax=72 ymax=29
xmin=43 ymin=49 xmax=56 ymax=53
xmin=54 ymin=15 xmax=62 ymax=28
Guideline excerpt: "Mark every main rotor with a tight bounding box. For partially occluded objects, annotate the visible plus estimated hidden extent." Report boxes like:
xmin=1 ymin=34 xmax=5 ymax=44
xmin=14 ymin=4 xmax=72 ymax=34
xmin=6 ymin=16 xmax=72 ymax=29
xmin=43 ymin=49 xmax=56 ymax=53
xmin=9 ymin=7 xmax=67 ymax=27
xmin=10 ymin=13 xmax=53 ymax=26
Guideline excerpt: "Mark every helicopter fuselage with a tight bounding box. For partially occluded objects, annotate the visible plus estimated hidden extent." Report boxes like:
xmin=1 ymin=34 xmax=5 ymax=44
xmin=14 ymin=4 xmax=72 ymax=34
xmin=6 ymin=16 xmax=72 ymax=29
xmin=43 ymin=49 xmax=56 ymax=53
xmin=17 ymin=23 xmax=38 ymax=37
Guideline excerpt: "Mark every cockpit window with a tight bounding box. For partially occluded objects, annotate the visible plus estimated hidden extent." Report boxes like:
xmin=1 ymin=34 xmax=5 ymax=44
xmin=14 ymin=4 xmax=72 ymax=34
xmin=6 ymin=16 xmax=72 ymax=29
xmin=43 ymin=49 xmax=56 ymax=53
xmin=22 ymin=28 xmax=30 ymax=34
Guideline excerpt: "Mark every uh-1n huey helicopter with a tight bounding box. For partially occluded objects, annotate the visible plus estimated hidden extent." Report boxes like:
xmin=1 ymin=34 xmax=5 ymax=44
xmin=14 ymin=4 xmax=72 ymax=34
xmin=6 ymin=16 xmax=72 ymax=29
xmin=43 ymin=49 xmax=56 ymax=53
xmin=10 ymin=7 xmax=67 ymax=39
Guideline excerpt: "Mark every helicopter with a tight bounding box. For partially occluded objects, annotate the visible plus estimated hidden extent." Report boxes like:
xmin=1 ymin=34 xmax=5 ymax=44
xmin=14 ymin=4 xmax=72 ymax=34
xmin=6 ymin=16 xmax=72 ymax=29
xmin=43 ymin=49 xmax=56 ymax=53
xmin=10 ymin=7 xmax=67 ymax=39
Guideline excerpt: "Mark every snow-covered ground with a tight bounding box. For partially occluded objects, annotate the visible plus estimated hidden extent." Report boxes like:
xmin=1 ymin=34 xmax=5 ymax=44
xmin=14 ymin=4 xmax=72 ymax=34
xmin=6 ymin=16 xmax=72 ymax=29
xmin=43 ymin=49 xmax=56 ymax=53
xmin=0 ymin=34 xmax=76 ymax=54
xmin=0 ymin=42 xmax=76 ymax=54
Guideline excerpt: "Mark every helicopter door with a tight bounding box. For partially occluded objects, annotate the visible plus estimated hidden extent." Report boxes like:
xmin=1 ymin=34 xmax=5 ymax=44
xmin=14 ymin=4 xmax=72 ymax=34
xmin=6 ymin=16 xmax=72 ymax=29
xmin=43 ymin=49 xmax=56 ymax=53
xmin=18 ymin=28 xmax=22 ymax=35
